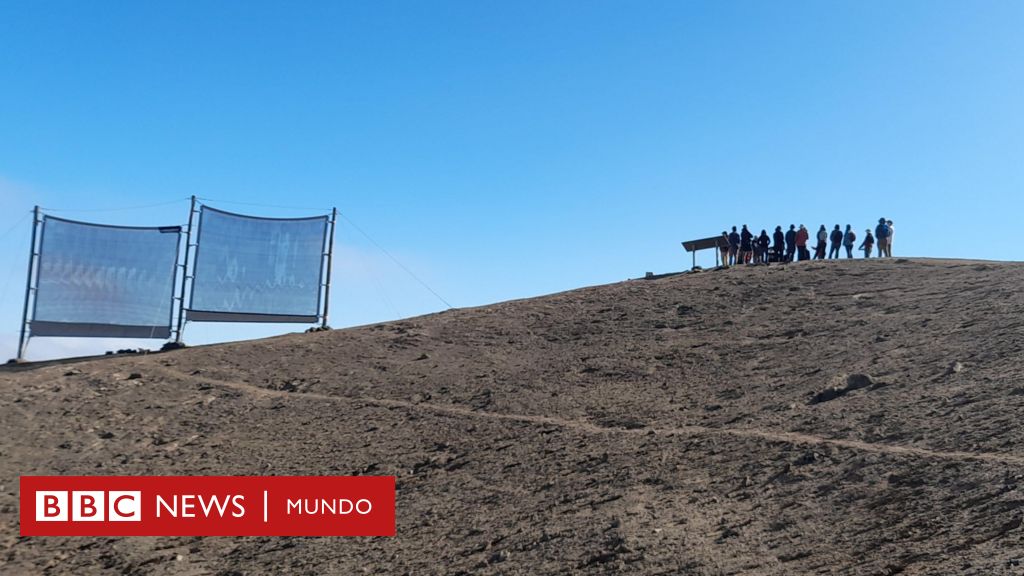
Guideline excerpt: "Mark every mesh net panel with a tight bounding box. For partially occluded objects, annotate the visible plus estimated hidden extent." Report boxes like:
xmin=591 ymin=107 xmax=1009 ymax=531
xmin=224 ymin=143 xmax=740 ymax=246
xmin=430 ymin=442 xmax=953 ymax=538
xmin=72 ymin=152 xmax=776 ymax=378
xmin=31 ymin=216 xmax=181 ymax=338
xmin=188 ymin=206 xmax=328 ymax=322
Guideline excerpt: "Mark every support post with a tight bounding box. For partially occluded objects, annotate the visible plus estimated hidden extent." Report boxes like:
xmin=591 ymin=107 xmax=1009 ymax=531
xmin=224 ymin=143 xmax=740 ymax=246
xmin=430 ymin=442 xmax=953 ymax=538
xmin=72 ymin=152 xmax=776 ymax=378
xmin=692 ymin=250 xmax=696 ymax=270
xmin=321 ymin=207 xmax=337 ymax=329
xmin=17 ymin=206 xmax=40 ymax=361
xmin=175 ymin=195 xmax=197 ymax=343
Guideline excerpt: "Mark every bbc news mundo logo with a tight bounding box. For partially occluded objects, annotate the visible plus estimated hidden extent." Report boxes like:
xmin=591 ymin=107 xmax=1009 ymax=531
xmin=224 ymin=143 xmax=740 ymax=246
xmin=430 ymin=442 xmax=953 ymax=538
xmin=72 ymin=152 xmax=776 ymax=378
xmin=20 ymin=476 xmax=395 ymax=536
xmin=35 ymin=490 xmax=142 ymax=522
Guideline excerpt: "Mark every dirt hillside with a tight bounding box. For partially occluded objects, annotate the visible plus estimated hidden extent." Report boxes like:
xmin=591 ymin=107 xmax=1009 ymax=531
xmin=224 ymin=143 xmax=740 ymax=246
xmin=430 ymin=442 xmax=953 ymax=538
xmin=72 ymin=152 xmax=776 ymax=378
xmin=2 ymin=258 xmax=1024 ymax=575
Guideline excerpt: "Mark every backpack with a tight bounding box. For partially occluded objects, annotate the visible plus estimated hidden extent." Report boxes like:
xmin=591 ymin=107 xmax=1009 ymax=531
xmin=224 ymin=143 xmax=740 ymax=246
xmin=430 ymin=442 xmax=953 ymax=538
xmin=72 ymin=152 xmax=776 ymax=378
xmin=879 ymin=224 xmax=890 ymax=238
xmin=847 ymin=231 xmax=856 ymax=244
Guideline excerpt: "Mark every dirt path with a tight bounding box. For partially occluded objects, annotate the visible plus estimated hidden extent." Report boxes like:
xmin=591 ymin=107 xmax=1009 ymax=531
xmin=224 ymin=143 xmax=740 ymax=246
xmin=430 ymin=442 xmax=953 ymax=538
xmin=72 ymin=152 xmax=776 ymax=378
xmin=152 ymin=364 xmax=1024 ymax=466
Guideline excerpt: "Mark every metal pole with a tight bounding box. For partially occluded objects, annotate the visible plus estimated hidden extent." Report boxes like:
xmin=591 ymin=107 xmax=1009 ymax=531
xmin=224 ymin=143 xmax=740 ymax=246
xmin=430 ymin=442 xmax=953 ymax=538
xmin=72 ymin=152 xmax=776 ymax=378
xmin=17 ymin=207 xmax=40 ymax=361
xmin=175 ymin=195 xmax=197 ymax=342
xmin=321 ymin=207 xmax=337 ymax=329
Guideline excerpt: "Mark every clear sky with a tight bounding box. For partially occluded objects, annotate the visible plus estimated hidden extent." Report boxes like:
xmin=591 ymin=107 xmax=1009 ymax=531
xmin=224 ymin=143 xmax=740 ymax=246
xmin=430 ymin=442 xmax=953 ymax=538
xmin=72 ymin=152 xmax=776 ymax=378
xmin=1 ymin=1 xmax=1022 ymax=360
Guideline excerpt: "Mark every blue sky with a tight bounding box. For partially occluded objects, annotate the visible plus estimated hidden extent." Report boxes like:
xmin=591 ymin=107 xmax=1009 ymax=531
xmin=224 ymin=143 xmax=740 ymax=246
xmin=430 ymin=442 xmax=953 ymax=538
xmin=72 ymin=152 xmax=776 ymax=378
xmin=1 ymin=1 xmax=1022 ymax=360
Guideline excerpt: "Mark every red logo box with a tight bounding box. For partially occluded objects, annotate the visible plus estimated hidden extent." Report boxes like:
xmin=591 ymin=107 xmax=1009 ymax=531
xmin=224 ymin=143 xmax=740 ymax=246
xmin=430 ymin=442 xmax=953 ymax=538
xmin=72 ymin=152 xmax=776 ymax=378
xmin=20 ymin=476 xmax=395 ymax=536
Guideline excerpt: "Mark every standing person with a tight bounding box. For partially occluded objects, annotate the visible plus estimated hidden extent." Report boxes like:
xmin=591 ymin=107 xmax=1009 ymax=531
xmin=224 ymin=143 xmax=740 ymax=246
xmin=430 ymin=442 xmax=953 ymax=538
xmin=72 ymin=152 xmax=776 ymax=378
xmin=773 ymin=226 xmax=785 ymax=262
xmin=756 ymin=229 xmax=771 ymax=264
xmin=719 ymin=231 xmax=731 ymax=267
xmin=874 ymin=218 xmax=890 ymax=258
xmin=886 ymin=220 xmax=895 ymax=257
xmin=728 ymin=226 xmax=740 ymax=265
xmin=740 ymin=225 xmax=753 ymax=264
xmin=796 ymin=224 xmax=810 ymax=261
xmin=814 ymin=225 xmax=828 ymax=260
xmin=860 ymin=229 xmax=874 ymax=258
xmin=785 ymin=225 xmax=797 ymax=262
xmin=843 ymin=225 xmax=856 ymax=258
xmin=828 ymin=225 xmax=843 ymax=259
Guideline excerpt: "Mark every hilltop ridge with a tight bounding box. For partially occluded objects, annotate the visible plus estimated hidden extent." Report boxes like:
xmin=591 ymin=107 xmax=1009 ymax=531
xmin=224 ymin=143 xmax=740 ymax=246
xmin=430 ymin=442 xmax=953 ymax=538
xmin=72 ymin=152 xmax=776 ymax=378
xmin=3 ymin=258 xmax=1024 ymax=575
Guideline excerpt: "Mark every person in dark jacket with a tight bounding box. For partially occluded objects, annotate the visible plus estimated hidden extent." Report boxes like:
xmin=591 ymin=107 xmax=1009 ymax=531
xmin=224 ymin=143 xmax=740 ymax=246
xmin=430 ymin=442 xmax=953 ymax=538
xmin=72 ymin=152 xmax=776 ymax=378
xmin=784 ymin=225 xmax=797 ymax=262
xmin=828 ymin=225 xmax=843 ymax=259
xmin=842 ymin=225 xmax=856 ymax=258
xmin=772 ymin=226 xmax=785 ymax=262
xmin=860 ymin=229 xmax=874 ymax=258
xmin=739 ymin=225 xmax=753 ymax=264
xmin=755 ymin=229 xmax=770 ymax=264
xmin=728 ymin=226 xmax=740 ymax=265
xmin=814 ymin=225 xmax=828 ymax=260
xmin=874 ymin=218 xmax=890 ymax=258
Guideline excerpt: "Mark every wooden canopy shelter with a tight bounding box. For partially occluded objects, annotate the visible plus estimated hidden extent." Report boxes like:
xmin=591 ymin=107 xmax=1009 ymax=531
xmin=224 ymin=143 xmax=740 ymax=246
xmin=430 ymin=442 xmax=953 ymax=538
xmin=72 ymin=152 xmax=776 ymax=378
xmin=681 ymin=235 xmax=729 ymax=269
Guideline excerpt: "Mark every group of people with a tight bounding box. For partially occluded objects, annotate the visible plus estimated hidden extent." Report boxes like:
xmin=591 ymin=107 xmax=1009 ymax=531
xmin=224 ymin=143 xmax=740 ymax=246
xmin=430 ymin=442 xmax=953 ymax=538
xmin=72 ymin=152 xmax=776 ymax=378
xmin=719 ymin=218 xmax=896 ymax=265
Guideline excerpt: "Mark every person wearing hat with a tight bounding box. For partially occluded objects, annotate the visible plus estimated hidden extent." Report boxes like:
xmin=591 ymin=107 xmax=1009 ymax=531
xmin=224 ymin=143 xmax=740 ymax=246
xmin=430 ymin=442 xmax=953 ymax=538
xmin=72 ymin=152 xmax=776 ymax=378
xmin=859 ymin=229 xmax=874 ymax=258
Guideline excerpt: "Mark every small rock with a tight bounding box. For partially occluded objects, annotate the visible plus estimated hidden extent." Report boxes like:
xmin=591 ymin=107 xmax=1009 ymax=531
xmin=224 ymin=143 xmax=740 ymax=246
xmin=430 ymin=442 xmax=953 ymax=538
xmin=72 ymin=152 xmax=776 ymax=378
xmin=845 ymin=373 xmax=875 ymax=390
xmin=948 ymin=361 xmax=965 ymax=375
xmin=127 ymin=373 xmax=143 ymax=380
xmin=488 ymin=550 xmax=510 ymax=564
xmin=793 ymin=451 xmax=817 ymax=466
xmin=97 ymin=431 xmax=114 ymax=439
xmin=63 ymin=368 xmax=82 ymax=376
xmin=809 ymin=373 xmax=877 ymax=404
xmin=676 ymin=305 xmax=697 ymax=316
xmin=718 ymin=527 xmax=740 ymax=541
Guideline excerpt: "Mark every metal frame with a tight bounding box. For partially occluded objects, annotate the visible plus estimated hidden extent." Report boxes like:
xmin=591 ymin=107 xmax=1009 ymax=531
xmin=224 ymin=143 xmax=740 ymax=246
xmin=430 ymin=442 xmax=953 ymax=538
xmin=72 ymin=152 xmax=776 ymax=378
xmin=321 ymin=207 xmax=337 ymax=328
xmin=16 ymin=206 xmax=41 ymax=361
xmin=184 ymin=202 xmax=336 ymax=327
xmin=15 ymin=199 xmax=339 ymax=359
xmin=20 ymin=211 xmax=182 ymax=351
xmin=174 ymin=195 xmax=197 ymax=342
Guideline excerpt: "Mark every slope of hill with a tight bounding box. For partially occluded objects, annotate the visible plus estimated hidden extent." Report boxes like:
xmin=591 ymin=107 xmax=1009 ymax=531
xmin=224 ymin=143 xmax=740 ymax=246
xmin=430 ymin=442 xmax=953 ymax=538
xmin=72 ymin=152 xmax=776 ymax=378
xmin=3 ymin=258 xmax=1024 ymax=575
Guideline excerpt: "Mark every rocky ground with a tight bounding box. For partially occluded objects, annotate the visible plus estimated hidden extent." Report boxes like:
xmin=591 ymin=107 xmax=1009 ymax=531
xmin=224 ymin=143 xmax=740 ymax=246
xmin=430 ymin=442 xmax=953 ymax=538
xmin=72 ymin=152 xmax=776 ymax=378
xmin=2 ymin=257 xmax=1024 ymax=575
